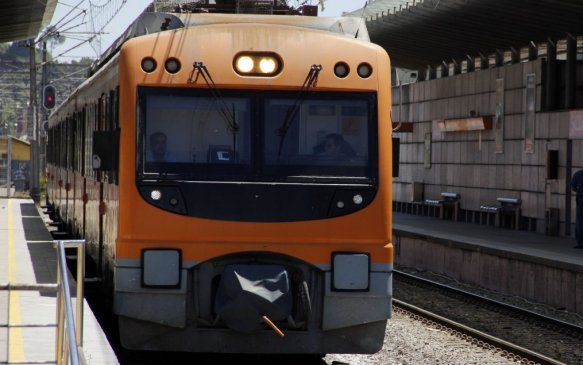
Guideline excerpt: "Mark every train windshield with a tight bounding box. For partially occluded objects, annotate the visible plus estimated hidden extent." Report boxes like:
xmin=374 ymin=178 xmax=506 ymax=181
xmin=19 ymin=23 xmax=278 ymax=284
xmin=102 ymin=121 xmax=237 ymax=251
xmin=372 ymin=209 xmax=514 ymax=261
xmin=138 ymin=87 xmax=376 ymax=182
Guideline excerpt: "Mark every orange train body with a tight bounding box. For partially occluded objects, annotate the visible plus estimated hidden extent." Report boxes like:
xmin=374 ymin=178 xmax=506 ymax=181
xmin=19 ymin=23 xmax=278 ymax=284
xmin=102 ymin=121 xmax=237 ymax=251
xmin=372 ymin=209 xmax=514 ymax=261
xmin=47 ymin=12 xmax=393 ymax=354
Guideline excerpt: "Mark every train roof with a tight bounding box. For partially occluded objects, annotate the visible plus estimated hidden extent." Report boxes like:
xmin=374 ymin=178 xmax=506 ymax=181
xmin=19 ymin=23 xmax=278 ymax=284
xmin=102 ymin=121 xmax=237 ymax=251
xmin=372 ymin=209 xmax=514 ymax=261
xmin=89 ymin=12 xmax=370 ymax=76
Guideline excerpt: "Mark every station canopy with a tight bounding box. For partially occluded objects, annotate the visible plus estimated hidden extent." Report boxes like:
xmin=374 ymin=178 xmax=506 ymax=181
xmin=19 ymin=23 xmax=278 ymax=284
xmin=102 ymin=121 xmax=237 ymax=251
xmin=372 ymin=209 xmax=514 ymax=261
xmin=0 ymin=0 xmax=57 ymax=43
xmin=344 ymin=0 xmax=583 ymax=70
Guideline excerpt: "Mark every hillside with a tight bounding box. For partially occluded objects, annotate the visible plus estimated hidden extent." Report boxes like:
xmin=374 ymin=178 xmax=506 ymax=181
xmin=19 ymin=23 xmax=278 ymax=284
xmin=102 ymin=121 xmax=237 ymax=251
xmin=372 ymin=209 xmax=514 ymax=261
xmin=0 ymin=42 xmax=91 ymax=140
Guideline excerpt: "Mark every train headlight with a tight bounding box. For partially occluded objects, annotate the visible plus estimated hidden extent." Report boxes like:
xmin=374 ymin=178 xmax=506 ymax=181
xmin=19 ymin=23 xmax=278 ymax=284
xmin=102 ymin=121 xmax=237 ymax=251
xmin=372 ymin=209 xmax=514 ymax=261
xmin=235 ymin=56 xmax=254 ymax=73
xmin=334 ymin=62 xmax=350 ymax=78
xmin=165 ymin=58 xmax=181 ymax=74
xmin=259 ymin=57 xmax=277 ymax=73
xmin=150 ymin=190 xmax=162 ymax=201
xmin=357 ymin=62 xmax=373 ymax=78
xmin=233 ymin=52 xmax=282 ymax=77
xmin=142 ymin=249 xmax=181 ymax=288
xmin=141 ymin=57 xmax=157 ymax=73
xmin=332 ymin=253 xmax=370 ymax=291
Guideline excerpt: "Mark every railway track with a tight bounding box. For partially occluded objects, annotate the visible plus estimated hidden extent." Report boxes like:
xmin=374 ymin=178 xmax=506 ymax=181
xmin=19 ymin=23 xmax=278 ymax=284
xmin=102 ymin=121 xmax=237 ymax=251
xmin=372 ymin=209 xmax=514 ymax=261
xmin=394 ymin=269 xmax=583 ymax=364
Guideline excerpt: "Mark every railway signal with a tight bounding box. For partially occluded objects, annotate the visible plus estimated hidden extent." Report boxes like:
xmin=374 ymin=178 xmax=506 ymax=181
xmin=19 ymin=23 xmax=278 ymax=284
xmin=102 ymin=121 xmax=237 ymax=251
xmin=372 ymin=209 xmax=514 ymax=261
xmin=43 ymin=85 xmax=56 ymax=110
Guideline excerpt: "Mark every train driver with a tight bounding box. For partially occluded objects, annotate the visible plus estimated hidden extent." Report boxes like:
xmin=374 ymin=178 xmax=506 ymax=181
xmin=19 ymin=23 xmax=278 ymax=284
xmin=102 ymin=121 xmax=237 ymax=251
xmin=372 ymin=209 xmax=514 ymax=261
xmin=147 ymin=131 xmax=177 ymax=162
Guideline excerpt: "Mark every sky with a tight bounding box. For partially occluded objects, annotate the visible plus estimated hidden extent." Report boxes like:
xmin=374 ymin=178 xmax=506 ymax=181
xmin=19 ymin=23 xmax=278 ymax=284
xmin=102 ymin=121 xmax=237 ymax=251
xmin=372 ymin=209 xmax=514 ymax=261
xmin=47 ymin=0 xmax=366 ymax=62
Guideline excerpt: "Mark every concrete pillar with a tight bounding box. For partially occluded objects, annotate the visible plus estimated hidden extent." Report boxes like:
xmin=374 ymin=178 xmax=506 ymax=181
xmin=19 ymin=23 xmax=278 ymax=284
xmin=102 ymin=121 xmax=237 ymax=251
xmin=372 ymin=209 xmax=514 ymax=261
xmin=479 ymin=53 xmax=488 ymax=70
xmin=528 ymin=41 xmax=538 ymax=61
xmin=452 ymin=59 xmax=461 ymax=75
xmin=417 ymin=67 xmax=426 ymax=82
xmin=510 ymin=47 xmax=520 ymax=64
xmin=545 ymin=38 xmax=557 ymax=111
xmin=565 ymin=34 xmax=577 ymax=110
xmin=466 ymin=55 xmax=475 ymax=72
xmin=495 ymin=49 xmax=504 ymax=67
xmin=441 ymin=61 xmax=449 ymax=77
xmin=566 ymin=139 xmax=572 ymax=236
xmin=427 ymin=65 xmax=436 ymax=80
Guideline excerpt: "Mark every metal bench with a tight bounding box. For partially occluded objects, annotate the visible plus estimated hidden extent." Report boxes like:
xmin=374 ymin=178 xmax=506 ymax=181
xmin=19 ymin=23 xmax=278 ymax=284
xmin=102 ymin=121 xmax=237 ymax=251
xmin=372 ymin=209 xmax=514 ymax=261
xmin=478 ymin=197 xmax=521 ymax=228
xmin=441 ymin=192 xmax=460 ymax=221
xmin=424 ymin=192 xmax=460 ymax=220
xmin=479 ymin=204 xmax=499 ymax=225
xmin=497 ymin=197 xmax=521 ymax=230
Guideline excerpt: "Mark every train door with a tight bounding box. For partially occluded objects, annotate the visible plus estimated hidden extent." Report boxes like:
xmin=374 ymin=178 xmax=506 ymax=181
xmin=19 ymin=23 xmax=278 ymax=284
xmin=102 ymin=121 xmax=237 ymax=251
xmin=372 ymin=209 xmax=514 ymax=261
xmin=85 ymin=103 xmax=101 ymax=260
xmin=66 ymin=115 xmax=76 ymax=233
xmin=73 ymin=109 xmax=86 ymax=238
xmin=97 ymin=93 xmax=106 ymax=276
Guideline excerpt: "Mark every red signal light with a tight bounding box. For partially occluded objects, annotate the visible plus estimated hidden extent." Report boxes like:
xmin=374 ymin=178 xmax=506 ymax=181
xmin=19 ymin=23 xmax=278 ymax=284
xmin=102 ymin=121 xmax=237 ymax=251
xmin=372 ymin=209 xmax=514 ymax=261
xmin=43 ymin=85 xmax=56 ymax=110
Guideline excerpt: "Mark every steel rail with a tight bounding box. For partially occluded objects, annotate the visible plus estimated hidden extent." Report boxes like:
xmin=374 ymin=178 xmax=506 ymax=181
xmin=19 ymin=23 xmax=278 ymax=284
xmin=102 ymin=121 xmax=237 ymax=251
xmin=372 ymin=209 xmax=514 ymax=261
xmin=393 ymin=299 xmax=564 ymax=365
xmin=394 ymin=269 xmax=583 ymax=333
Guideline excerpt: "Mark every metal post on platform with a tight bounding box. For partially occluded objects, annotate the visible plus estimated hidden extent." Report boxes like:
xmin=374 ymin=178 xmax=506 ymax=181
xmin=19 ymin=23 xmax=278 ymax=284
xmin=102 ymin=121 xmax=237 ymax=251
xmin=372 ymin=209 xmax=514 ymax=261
xmin=54 ymin=239 xmax=86 ymax=365
xmin=6 ymin=137 xmax=11 ymax=198
xmin=29 ymin=38 xmax=40 ymax=203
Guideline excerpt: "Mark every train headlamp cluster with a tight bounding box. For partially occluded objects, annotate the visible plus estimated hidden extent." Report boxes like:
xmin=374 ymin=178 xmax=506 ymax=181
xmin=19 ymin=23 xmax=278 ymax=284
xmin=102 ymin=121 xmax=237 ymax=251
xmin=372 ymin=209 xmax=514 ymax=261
xmin=141 ymin=57 xmax=182 ymax=74
xmin=233 ymin=52 xmax=282 ymax=76
xmin=334 ymin=61 xmax=373 ymax=79
xmin=141 ymin=54 xmax=372 ymax=80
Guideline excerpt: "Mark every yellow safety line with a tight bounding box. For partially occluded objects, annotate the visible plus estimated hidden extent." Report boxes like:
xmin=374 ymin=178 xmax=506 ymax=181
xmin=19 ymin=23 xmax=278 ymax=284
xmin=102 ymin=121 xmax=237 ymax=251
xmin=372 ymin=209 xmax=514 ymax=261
xmin=7 ymin=199 xmax=25 ymax=362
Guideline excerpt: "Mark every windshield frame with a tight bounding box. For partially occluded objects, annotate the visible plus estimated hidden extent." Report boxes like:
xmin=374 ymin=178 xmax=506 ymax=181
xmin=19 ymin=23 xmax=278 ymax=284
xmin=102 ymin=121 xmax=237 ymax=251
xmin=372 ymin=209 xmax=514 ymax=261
xmin=136 ymin=86 xmax=378 ymax=184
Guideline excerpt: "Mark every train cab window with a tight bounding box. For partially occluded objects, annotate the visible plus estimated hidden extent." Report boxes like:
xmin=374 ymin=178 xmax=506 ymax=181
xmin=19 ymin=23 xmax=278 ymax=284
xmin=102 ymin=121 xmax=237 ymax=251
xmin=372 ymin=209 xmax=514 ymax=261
xmin=263 ymin=95 xmax=373 ymax=179
xmin=138 ymin=88 xmax=376 ymax=183
xmin=139 ymin=90 xmax=251 ymax=175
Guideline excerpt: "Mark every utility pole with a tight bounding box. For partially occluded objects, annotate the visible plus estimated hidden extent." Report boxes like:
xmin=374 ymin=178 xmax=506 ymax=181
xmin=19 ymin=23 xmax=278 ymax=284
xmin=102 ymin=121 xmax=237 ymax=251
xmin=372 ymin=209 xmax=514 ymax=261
xmin=40 ymin=41 xmax=48 ymax=188
xmin=29 ymin=38 xmax=40 ymax=203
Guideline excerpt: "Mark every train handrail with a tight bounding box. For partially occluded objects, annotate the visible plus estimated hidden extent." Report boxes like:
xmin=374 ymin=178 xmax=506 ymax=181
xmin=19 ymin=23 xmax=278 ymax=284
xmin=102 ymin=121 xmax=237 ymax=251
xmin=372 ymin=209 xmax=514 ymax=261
xmin=54 ymin=239 xmax=87 ymax=365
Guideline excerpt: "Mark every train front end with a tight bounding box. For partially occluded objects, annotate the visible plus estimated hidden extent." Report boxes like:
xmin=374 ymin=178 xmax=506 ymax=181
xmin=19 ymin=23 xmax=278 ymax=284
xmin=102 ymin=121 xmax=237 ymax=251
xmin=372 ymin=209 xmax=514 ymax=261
xmin=115 ymin=14 xmax=393 ymax=354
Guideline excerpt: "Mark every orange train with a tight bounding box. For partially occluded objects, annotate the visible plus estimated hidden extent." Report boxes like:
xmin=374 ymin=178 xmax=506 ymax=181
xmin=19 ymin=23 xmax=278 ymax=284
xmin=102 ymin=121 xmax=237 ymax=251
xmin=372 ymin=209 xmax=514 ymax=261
xmin=46 ymin=10 xmax=393 ymax=354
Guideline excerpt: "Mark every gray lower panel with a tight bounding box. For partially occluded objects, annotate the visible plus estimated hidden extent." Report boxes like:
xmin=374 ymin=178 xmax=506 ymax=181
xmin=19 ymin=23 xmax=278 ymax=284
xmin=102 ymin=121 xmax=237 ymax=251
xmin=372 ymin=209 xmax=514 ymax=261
xmin=323 ymin=271 xmax=392 ymax=330
xmin=114 ymin=264 xmax=392 ymax=338
xmin=114 ymin=292 xmax=187 ymax=328
xmin=118 ymin=315 xmax=387 ymax=354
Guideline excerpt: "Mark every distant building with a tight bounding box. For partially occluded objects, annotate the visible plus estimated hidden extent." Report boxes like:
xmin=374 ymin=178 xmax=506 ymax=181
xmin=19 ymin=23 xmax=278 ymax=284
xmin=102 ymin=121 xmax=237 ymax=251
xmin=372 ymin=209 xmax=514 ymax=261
xmin=0 ymin=136 xmax=30 ymax=191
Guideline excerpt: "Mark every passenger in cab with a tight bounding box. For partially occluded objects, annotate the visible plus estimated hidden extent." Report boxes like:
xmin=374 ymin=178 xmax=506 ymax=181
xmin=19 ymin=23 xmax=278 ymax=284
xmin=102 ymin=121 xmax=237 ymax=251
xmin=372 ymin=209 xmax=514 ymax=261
xmin=313 ymin=133 xmax=356 ymax=159
xmin=147 ymin=131 xmax=177 ymax=162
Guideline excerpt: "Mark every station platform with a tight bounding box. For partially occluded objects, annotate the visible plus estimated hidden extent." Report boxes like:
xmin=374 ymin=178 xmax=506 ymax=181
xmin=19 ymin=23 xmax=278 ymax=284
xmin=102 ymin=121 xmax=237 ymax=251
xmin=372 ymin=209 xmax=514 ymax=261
xmin=393 ymin=212 xmax=583 ymax=315
xmin=0 ymin=198 xmax=118 ymax=364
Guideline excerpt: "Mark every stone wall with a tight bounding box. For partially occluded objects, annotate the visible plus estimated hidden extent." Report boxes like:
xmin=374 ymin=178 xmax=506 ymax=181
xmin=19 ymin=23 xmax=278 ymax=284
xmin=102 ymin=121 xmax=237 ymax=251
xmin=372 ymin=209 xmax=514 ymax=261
xmin=392 ymin=59 xmax=583 ymax=237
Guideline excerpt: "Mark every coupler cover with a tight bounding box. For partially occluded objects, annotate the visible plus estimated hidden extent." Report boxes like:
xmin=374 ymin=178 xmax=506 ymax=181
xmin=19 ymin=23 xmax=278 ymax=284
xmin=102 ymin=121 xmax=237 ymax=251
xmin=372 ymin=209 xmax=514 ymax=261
xmin=215 ymin=264 xmax=292 ymax=333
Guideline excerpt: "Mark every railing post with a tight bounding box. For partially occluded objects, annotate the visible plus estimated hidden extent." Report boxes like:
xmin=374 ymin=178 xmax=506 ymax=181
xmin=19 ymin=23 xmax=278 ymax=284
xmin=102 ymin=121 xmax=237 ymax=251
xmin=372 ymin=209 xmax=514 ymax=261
xmin=75 ymin=242 xmax=85 ymax=345
xmin=54 ymin=239 xmax=86 ymax=365
xmin=56 ymin=256 xmax=64 ymax=365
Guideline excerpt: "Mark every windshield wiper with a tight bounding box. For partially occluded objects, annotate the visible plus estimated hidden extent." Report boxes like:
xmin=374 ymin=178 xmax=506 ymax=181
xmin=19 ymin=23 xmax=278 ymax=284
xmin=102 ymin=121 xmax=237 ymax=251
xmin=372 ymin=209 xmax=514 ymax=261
xmin=275 ymin=64 xmax=322 ymax=160
xmin=189 ymin=61 xmax=240 ymax=151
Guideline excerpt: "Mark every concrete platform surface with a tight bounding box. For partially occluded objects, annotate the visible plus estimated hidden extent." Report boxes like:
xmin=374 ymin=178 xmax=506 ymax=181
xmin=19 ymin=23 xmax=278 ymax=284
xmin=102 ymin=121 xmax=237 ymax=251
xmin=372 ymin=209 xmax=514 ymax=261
xmin=0 ymin=198 xmax=118 ymax=364
xmin=393 ymin=212 xmax=583 ymax=314
xmin=393 ymin=212 xmax=583 ymax=272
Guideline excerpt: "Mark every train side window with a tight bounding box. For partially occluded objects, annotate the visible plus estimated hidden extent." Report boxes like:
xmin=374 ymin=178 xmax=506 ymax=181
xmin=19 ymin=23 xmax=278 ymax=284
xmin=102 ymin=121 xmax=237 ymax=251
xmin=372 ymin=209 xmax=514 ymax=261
xmin=92 ymin=129 xmax=120 ymax=172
